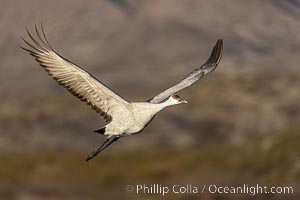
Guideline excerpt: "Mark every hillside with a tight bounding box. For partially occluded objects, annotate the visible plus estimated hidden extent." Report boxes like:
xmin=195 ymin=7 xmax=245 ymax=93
xmin=0 ymin=0 xmax=300 ymax=150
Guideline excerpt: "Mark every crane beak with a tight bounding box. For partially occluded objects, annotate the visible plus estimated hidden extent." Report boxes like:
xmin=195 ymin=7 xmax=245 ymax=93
xmin=181 ymin=100 xmax=188 ymax=104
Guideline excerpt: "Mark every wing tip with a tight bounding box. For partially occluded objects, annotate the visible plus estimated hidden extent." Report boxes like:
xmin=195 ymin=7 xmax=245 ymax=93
xmin=215 ymin=38 xmax=223 ymax=65
xmin=20 ymin=23 xmax=54 ymax=54
xmin=206 ymin=38 xmax=223 ymax=66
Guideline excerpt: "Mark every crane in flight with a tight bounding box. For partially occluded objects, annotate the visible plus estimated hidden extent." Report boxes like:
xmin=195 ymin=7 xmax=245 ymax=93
xmin=21 ymin=24 xmax=223 ymax=161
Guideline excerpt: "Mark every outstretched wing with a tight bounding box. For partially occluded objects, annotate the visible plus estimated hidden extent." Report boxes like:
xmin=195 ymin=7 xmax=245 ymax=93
xmin=149 ymin=39 xmax=223 ymax=103
xmin=21 ymin=24 xmax=129 ymax=123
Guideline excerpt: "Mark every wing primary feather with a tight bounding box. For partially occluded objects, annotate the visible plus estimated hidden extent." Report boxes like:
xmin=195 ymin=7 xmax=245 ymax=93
xmin=40 ymin=23 xmax=54 ymax=51
xmin=20 ymin=36 xmax=44 ymax=53
xmin=35 ymin=23 xmax=50 ymax=49
xmin=204 ymin=40 xmax=218 ymax=66
xmin=26 ymin=28 xmax=48 ymax=52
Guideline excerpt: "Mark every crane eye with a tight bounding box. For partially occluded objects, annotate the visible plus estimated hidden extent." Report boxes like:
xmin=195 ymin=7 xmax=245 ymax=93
xmin=172 ymin=95 xmax=180 ymax=99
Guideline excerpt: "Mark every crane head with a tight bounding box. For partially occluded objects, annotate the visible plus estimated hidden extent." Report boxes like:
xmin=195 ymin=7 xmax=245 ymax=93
xmin=170 ymin=94 xmax=188 ymax=104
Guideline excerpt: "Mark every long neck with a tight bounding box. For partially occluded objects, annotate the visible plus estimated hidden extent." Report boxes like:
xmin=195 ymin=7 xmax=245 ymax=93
xmin=154 ymin=100 xmax=178 ymax=112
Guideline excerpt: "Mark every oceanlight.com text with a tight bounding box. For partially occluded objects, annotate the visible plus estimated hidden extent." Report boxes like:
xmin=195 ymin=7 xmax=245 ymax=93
xmin=124 ymin=184 xmax=294 ymax=196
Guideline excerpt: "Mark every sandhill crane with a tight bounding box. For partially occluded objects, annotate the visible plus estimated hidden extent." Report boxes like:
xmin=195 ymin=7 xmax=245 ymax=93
xmin=21 ymin=25 xmax=223 ymax=161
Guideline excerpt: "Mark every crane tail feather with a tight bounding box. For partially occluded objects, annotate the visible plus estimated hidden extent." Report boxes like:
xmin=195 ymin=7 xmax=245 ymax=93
xmin=94 ymin=127 xmax=106 ymax=135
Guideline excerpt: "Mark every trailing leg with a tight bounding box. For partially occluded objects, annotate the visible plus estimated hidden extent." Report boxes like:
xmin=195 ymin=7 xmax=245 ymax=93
xmin=85 ymin=136 xmax=120 ymax=162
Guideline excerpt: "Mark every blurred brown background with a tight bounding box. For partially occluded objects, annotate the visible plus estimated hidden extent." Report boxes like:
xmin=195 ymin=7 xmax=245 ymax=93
xmin=0 ymin=0 xmax=299 ymax=199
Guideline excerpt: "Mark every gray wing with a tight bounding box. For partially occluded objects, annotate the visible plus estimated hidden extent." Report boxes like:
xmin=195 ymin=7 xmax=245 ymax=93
xmin=149 ymin=39 xmax=223 ymax=103
xmin=21 ymin=25 xmax=129 ymax=123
